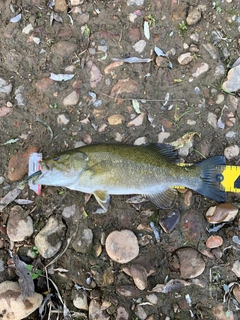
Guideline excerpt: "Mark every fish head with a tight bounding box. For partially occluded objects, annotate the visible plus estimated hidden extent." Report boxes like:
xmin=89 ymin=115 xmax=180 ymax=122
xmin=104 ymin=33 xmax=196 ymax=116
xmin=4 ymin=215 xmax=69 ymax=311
xmin=34 ymin=150 xmax=89 ymax=186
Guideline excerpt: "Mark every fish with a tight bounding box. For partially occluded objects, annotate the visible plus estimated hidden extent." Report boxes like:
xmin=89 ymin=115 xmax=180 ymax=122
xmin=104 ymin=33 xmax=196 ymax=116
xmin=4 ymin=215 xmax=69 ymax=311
xmin=33 ymin=143 xmax=226 ymax=212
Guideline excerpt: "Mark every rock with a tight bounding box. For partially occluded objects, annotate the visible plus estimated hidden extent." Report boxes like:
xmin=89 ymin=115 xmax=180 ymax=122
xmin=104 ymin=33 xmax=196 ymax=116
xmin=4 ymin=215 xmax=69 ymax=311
xmin=8 ymin=146 xmax=39 ymax=181
xmin=0 ymin=78 xmax=12 ymax=97
xmin=75 ymin=13 xmax=89 ymax=25
xmin=0 ymin=281 xmax=42 ymax=320
xmin=89 ymin=300 xmax=109 ymax=320
xmin=51 ymin=41 xmax=77 ymax=57
xmin=159 ymin=210 xmax=180 ymax=233
xmin=146 ymin=294 xmax=158 ymax=305
xmin=202 ymin=43 xmax=220 ymax=60
xmin=7 ymin=206 xmax=33 ymax=242
xmin=55 ymin=0 xmax=67 ymax=12
xmin=108 ymin=114 xmax=124 ymax=125
xmin=111 ymin=79 xmax=138 ymax=96
xmin=116 ymin=285 xmax=141 ymax=297
xmin=73 ymin=290 xmax=89 ymax=311
xmin=178 ymin=53 xmax=193 ymax=65
xmin=222 ymin=65 xmax=240 ymax=92
xmin=224 ymin=145 xmax=239 ymax=160
xmin=184 ymin=190 xmax=193 ymax=206
xmin=83 ymin=133 xmax=92 ymax=144
xmin=35 ymin=78 xmax=55 ymax=91
xmin=231 ymin=260 xmax=240 ymax=277
xmin=127 ymin=0 xmax=144 ymax=5
xmin=34 ymin=216 xmax=66 ymax=259
xmin=215 ymin=94 xmax=224 ymax=104
xmin=15 ymin=86 xmax=28 ymax=106
xmin=181 ymin=211 xmax=202 ymax=241
xmin=63 ymin=90 xmax=79 ymax=106
xmin=133 ymin=137 xmax=147 ymax=145
xmin=22 ymin=23 xmax=33 ymax=34
xmin=206 ymin=235 xmax=223 ymax=249
xmin=116 ymin=306 xmax=129 ymax=320
xmin=105 ymin=230 xmax=139 ymax=263
xmin=127 ymin=113 xmax=145 ymax=127
xmin=155 ymin=56 xmax=169 ymax=68
xmin=104 ymin=61 xmax=124 ymax=74
xmin=214 ymin=64 xmax=225 ymax=79
xmin=0 ymin=106 xmax=13 ymax=117
xmin=71 ymin=0 xmax=83 ymax=5
xmin=233 ymin=284 xmax=240 ymax=303
xmin=134 ymin=305 xmax=147 ymax=320
xmin=205 ymin=203 xmax=238 ymax=223
xmin=57 ymin=113 xmax=70 ymax=125
xmin=175 ymin=247 xmax=205 ymax=279
xmin=211 ymin=304 xmax=234 ymax=320
xmin=186 ymin=7 xmax=201 ymax=26
xmin=129 ymin=264 xmax=148 ymax=290
xmin=132 ymin=40 xmax=146 ymax=53
xmin=158 ymin=132 xmax=170 ymax=143
xmin=207 ymin=112 xmax=217 ymax=129
xmin=72 ymin=228 xmax=93 ymax=253
xmin=190 ymin=33 xmax=199 ymax=42
xmin=128 ymin=27 xmax=141 ymax=41
xmin=192 ymin=62 xmax=209 ymax=77
xmin=87 ymin=61 xmax=103 ymax=88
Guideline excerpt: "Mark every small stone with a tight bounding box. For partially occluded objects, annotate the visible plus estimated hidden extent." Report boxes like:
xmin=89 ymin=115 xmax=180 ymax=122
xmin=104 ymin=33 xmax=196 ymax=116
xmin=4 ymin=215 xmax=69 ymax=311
xmin=215 ymin=94 xmax=224 ymax=104
xmin=231 ymin=260 xmax=240 ymax=278
xmin=52 ymin=41 xmax=78 ymax=57
xmin=106 ymin=230 xmax=139 ymax=264
xmin=57 ymin=113 xmax=70 ymax=125
xmin=0 ymin=78 xmax=12 ymax=97
xmin=224 ymin=145 xmax=239 ymax=160
xmin=129 ymin=264 xmax=148 ymax=290
xmin=186 ymin=7 xmax=201 ymax=25
xmin=87 ymin=61 xmax=103 ymax=88
xmin=159 ymin=210 xmax=180 ymax=233
xmin=222 ymin=65 xmax=240 ymax=92
xmin=116 ymin=306 xmax=129 ymax=320
xmin=178 ymin=52 xmax=193 ymax=65
xmin=0 ymin=281 xmax=43 ymax=320
xmin=73 ymin=291 xmax=89 ymax=311
xmin=205 ymin=203 xmax=238 ymax=223
xmin=55 ymin=0 xmax=67 ymax=12
xmin=158 ymin=132 xmax=170 ymax=143
xmin=202 ymin=43 xmax=219 ymax=60
xmin=206 ymin=235 xmax=223 ymax=249
xmin=127 ymin=113 xmax=145 ymax=127
xmin=0 ymin=106 xmax=13 ymax=117
xmin=132 ymin=40 xmax=146 ymax=53
xmin=207 ymin=112 xmax=217 ymax=129
xmin=7 ymin=206 xmax=33 ymax=242
xmin=108 ymin=114 xmax=124 ymax=125
xmin=128 ymin=27 xmax=141 ymax=41
xmin=190 ymin=33 xmax=199 ymax=42
xmin=70 ymin=0 xmax=83 ymax=5
xmin=83 ymin=133 xmax=92 ymax=145
xmin=35 ymin=216 xmax=66 ymax=259
xmin=89 ymin=300 xmax=109 ymax=320
xmin=192 ymin=62 xmax=209 ymax=77
xmin=22 ymin=23 xmax=33 ymax=34
xmin=75 ymin=13 xmax=89 ymax=25
xmin=72 ymin=228 xmax=93 ymax=253
xmin=35 ymin=78 xmax=55 ymax=91
xmin=189 ymin=44 xmax=199 ymax=53
xmin=134 ymin=305 xmax=147 ymax=320
xmin=8 ymin=146 xmax=39 ymax=181
xmin=211 ymin=304 xmax=234 ymax=320
xmin=111 ymin=79 xmax=138 ymax=96
xmin=233 ymin=285 xmax=240 ymax=303
xmin=214 ymin=64 xmax=225 ymax=79
xmin=63 ymin=90 xmax=79 ymax=106
xmin=133 ymin=137 xmax=147 ymax=145
xmin=146 ymin=294 xmax=158 ymax=305
xmin=104 ymin=61 xmax=124 ymax=74
xmin=155 ymin=56 xmax=169 ymax=68
xmin=187 ymin=120 xmax=196 ymax=125
xmin=127 ymin=0 xmax=144 ymax=5
xmin=15 ymin=86 xmax=28 ymax=106
xmin=184 ymin=190 xmax=193 ymax=206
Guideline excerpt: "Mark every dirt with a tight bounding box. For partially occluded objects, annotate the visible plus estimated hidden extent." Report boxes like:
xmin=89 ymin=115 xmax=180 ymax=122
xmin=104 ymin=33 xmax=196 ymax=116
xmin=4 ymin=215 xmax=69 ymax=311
xmin=1 ymin=0 xmax=240 ymax=319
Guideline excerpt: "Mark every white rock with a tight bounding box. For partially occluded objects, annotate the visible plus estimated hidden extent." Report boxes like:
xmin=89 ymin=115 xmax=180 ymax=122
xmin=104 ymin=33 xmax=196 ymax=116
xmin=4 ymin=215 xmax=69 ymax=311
xmin=178 ymin=52 xmax=193 ymax=65
xmin=70 ymin=0 xmax=83 ymax=5
xmin=116 ymin=306 xmax=129 ymax=320
xmin=62 ymin=204 xmax=77 ymax=218
xmin=132 ymin=40 xmax=146 ymax=53
xmin=0 ymin=281 xmax=42 ymax=320
xmin=207 ymin=112 xmax=217 ymax=129
xmin=73 ymin=291 xmax=89 ymax=310
xmin=158 ymin=132 xmax=170 ymax=143
xmin=72 ymin=228 xmax=93 ymax=253
xmin=215 ymin=94 xmax=224 ymax=104
xmin=222 ymin=65 xmax=240 ymax=92
xmin=22 ymin=23 xmax=33 ymax=34
xmin=0 ymin=78 xmax=12 ymax=96
xmin=63 ymin=90 xmax=79 ymax=106
xmin=192 ymin=62 xmax=209 ymax=77
xmin=7 ymin=206 xmax=33 ymax=242
xmin=127 ymin=0 xmax=144 ymax=5
xmin=129 ymin=13 xmax=137 ymax=22
xmin=146 ymin=294 xmax=158 ymax=305
xmin=133 ymin=137 xmax=147 ymax=145
xmin=35 ymin=216 xmax=66 ymax=258
xmin=224 ymin=145 xmax=239 ymax=160
xmin=57 ymin=114 xmax=70 ymax=125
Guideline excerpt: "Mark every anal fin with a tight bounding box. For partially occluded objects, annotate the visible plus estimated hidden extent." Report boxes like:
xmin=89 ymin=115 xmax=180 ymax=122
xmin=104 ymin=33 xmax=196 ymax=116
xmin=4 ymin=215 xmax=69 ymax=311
xmin=93 ymin=190 xmax=110 ymax=213
xmin=145 ymin=188 xmax=178 ymax=209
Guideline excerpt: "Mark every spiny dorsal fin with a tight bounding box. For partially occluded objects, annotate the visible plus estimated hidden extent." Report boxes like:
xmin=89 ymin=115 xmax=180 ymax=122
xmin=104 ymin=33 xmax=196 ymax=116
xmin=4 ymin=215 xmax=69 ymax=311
xmin=143 ymin=143 xmax=179 ymax=163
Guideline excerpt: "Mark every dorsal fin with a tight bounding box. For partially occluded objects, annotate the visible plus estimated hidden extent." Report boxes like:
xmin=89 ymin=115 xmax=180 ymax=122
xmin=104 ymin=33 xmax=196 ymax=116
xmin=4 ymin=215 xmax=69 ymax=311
xmin=143 ymin=143 xmax=179 ymax=163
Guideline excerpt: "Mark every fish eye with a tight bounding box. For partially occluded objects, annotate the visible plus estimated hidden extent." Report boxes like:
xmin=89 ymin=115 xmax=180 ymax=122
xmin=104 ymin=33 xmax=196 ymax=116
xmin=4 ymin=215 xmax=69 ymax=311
xmin=53 ymin=156 xmax=60 ymax=161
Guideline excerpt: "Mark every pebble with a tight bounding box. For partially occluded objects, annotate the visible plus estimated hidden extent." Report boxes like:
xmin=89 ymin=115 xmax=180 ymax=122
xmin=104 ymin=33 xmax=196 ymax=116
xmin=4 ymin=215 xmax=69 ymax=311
xmin=105 ymin=230 xmax=139 ymax=263
xmin=0 ymin=106 xmax=13 ymax=117
xmin=116 ymin=306 xmax=129 ymax=320
xmin=108 ymin=114 xmax=124 ymax=125
xmin=132 ymin=40 xmax=146 ymax=53
xmin=15 ymin=86 xmax=28 ymax=106
xmin=7 ymin=206 xmax=33 ymax=242
xmin=73 ymin=290 xmax=89 ymax=311
xmin=181 ymin=211 xmax=201 ymax=241
xmin=206 ymin=235 xmax=223 ymax=249
xmin=35 ymin=78 xmax=55 ymax=91
xmin=175 ymin=247 xmax=205 ymax=279
xmin=63 ymin=90 xmax=80 ymax=106
xmin=189 ymin=44 xmax=199 ymax=53
xmin=231 ymin=260 xmax=240 ymax=278
xmin=0 ymin=78 xmax=12 ymax=97
xmin=222 ymin=65 xmax=240 ymax=92
xmin=0 ymin=281 xmax=43 ymax=320
xmin=178 ymin=52 xmax=193 ymax=65
xmin=72 ymin=228 xmax=93 ymax=253
xmin=133 ymin=137 xmax=147 ymax=145
xmin=55 ymin=0 xmax=67 ymax=12
xmin=111 ymin=79 xmax=138 ymax=96
xmin=8 ymin=146 xmax=39 ymax=181
xmin=186 ymin=7 xmax=201 ymax=26
xmin=202 ymin=43 xmax=219 ymax=60
xmin=159 ymin=210 xmax=180 ymax=233
xmin=129 ymin=264 xmax=148 ymax=290
xmin=155 ymin=56 xmax=169 ymax=68
xmin=128 ymin=27 xmax=141 ymax=41
xmin=192 ymin=62 xmax=209 ymax=77
xmin=214 ymin=64 xmax=225 ymax=79
xmin=190 ymin=33 xmax=199 ymax=42
xmin=158 ymin=132 xmax=170 ymax=143
xmin=187 ymin=119 xmax=196 ymax=125
xmin=233 ymin=285 xmax=240 ymax=304
xmin=127 ymin=0 xmax=144 ymax=5
xmin=34 ymin=216 xmax=66 ymax=259
xmin=87 ymin=60 xmax=103 ymax=88
xmin=89 ymin=300 xmax=109 ymax=320
xmin=207 ymin=112 xmax=217 ymax=129
xmin=57 ymin=113 xmax=70 ymax=125
xmin=22 ymin=23 xmax=33 ymax=34
xmin=75 ymin=13 xmax=89 ymax=25
xmin=51 ymin=41 xmax=78 ymax=57
xmin=146 ymin=294 xmax=158 ymax=305
xmin=205 ymin=203 xmax=238 ymax=224
xmin=104 ymin=61 xmax=124 ymax=74
xmin=134 ymin=305 xmax=147 ymax=320
xmin=224 ymin=145 xmax=239 ymax=160
xmin=215 ymin=94 xmax=224 ymax=104
xmin=211 ymin=304 xmax=234 ymax=320
xmin=127 ymin=113 xmax=145 ymax=127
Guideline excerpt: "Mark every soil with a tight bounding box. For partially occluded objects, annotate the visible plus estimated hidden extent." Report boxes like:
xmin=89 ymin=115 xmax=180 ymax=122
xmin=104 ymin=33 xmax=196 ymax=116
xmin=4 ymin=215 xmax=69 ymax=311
xmin=1 ymin=0 xmax=240 ymax=319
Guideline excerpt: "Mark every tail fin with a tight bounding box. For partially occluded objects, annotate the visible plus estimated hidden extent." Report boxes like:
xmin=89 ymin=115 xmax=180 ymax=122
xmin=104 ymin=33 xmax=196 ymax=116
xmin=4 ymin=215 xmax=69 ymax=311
xmin=194 ymin=156 xmax=226 ymax=202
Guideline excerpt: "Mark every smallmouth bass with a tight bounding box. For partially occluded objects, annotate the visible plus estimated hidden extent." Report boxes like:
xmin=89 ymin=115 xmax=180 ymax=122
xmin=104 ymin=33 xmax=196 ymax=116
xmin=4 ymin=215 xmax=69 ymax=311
xmin=33 ymin=143 xmax=226 ymax=212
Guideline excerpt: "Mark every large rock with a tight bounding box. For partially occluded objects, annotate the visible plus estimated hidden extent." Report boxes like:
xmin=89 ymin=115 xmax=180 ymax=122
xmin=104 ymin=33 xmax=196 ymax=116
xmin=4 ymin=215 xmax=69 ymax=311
xmin=0 ymin=281 xmax=42 ymax=320
xmin=222 ymin=65 xmax=240 ymax=92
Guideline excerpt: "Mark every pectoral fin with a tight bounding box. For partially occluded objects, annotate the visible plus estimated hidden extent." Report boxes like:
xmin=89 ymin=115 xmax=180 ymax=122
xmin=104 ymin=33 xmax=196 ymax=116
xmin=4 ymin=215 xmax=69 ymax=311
xmin=145 ymin=188 xmax=178 ymax=209
xmin=93 ymin=190 xmax=110 ymax=213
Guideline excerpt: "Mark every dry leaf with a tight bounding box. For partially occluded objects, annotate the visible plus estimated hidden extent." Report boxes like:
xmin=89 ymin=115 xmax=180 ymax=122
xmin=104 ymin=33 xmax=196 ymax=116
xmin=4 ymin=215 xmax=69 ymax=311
xmin=169 ymin=132 xmax=200 ymax=149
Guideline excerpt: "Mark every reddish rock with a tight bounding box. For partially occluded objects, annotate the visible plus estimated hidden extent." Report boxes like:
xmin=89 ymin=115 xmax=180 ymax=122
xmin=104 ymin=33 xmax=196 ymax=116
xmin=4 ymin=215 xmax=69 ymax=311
xmin=181 ymin=211 xmax=202 ymax=241
xmin=206 ymin=235 xmax=223 ymax=249
xmin=35 ymin=78 xmax=55 ymax=91
xmin=55 ymin=0 xmax=67 ymax=12
xmin=128 ymin=28 xmax=141 ymax=42
xmin=8 ymin=146 xmax=39 ymax=181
